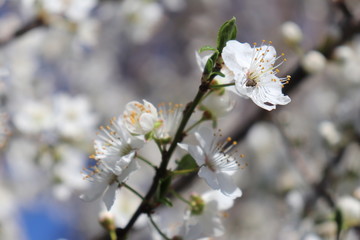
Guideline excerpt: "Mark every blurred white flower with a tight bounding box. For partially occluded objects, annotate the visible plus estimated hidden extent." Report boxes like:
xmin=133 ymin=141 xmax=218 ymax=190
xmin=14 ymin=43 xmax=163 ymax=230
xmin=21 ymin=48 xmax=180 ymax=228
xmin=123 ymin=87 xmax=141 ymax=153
xmin=178 ymin=127 xmax=242 ymax=199
xmin=80 ymin=118 xmax=144 ymax=210
xmin=301 ymin=50 xmax=326 ymax=74
xmin=155 ymin=102 xmax=184 ymax=142
xmin=336 ymin=196 xmax=360 ymax=228
xmin=123 ymin=100 xmax=159 ymax=136
xmin=334 ymin=45 xmax=354 ymax=63
xmin=222 ymin=40 xmax=291 ymax=111
xmin=24 ymin=0 xmax=97 ymax=22
xmin=333 ymin=38 xmax=360 ymax=84
xmin=53 ymin=144 xmax=89 ymax=201
xmin=200 ymin=90 xmax=235 ymax=118
xmin=54 ymin=94 xmax=97 ymax=140
xmin=119 ymin=0 xmax=163 ymax=44
xmin=281 ymin=21 xmax=303 ymax=45
xmin=318 ymin=121 xmax=341 ymax=146
xmin=180 ymin=190 xmax=234 ymax=239
xmin=109 ymin=189 xmax=147 ymax=228
xmin=163 ymin=0 xmax=186 ymax=11
xmin=13 ymin=100 xmax=54 ymax=135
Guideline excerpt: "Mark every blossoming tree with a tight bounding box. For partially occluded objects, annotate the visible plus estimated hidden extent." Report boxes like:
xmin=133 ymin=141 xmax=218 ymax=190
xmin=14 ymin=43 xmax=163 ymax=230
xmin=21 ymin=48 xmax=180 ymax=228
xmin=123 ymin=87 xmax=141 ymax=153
xmin=81 ymin=18 xmax=291 ymax=239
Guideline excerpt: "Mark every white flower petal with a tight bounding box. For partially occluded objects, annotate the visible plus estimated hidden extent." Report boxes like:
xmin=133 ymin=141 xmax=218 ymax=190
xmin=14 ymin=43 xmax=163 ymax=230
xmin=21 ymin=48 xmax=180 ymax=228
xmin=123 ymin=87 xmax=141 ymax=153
xmin=80 ymin=181 xmax=108 ymax=202
xmin=198 ymin=166 xmax=220 ymax=190
xmin=103 ymin=182 xmax=118 ymax=210
xmin=117 ymin=158 xmax=140 ymax=183
xmin=217 ymin=172 xmax=242 ymax=199
xmin=223 ymin=40 xmax=252 ymax=73
xmin=202 ymin=190 xmax=234 ymax=210
xmin=178 ymin=143 xmax=205 ymax=166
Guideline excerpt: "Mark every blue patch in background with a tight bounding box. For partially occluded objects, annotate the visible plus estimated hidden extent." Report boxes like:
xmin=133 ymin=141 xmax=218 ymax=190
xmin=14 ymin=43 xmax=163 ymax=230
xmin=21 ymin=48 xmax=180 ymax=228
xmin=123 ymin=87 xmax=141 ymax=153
xmin=19 ymin=198 xmax=84 ymax=240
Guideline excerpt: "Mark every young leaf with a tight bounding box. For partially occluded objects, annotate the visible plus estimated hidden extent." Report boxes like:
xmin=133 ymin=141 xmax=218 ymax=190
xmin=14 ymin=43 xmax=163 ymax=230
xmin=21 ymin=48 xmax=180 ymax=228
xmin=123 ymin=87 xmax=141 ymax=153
xmin=204 ymin=57 xmax=214 ymax=75
xmin=199 ymin=46 xmax=217 ymax=53
xmin=176 ymin=154 xmax=197 ymax=171
xmin=217 ymin=17 xmax=237 ymax=53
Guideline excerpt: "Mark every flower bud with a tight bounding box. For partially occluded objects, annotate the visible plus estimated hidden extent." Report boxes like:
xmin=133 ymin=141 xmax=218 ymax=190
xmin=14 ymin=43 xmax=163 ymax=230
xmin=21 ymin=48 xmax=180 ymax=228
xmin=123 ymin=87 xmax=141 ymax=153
xmin=99 ymin=211 xmax=116 ymax=231
xmin=318 ymin=121 xmax=341 ymax=146
xmin=189 ymin=194 xmax=205 ymax=215
xmin=281 ymin=21 xmax=303 ymax=45
xmin=333 ymin=45 xmax=353 ymax=63
xmin=200 ymin=90 xmax=235 ymax=118
xmin=301 ymin=50 xmax=326 ymax=74
xmin=123 ymin=100 xmax=159 ymax=135
xmin=336 ymin=196 xmax=360 ymax=228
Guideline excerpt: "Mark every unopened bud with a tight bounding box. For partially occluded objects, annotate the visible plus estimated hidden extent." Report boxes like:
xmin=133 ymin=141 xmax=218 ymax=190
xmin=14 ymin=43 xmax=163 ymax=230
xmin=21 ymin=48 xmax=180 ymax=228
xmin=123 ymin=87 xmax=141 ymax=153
xmin=200 ymin=90 xmax=235 ymax=118
xmin=336 ymin=196 xmax=360 ymax=228
xmin=99 ymin=211 xmax=116 ymax=231
xmin=189 ymin=194 xmax=205 ymax=215
xmin=301 ymin=50 xmax=326 ymax=74
xmin=318 ymin=121 xmax=341 ymax=146
xmin=281 ymin=21 xmax=303 ymax=45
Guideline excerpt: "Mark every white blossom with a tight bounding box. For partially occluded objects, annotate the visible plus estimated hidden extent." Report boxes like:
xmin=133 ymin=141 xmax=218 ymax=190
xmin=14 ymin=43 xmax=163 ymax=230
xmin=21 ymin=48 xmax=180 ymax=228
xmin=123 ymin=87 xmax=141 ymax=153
xmin=23 ymin=0 xmax=97 ymax=22
xmin=54 ymin=94 xmax=97 ymax=140
xmin=180 ymin=190 xmax=234 ymax=239
xmin=119 ymin=0 xmax=164 ymax=44
xmin=80 ymin=117 xmax=144 ymax=210
xmin=154 ymin=102 xmax=184 ymax=141
xmin=336 ymin=196 xmax=360 ymax=228
xmin=222 ymin=40 xmax=291 ymax=111
xmin=200 ymin=90 xmax=235 ymax=118
xmin=178 ymin=127 xmax=243 ymax=199
xmin=13 ymin=100 xmax=54 ymax=135
xmin=123 ymin=100 xmax=159 ymax=136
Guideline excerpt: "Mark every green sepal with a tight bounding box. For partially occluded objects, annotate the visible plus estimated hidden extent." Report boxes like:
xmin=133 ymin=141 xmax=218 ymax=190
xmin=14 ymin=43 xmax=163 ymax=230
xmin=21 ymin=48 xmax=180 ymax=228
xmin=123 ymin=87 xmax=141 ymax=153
xmin=216 ymin=17 xmax=237 ymax=53
xmin=176 ymin=154 xmax=197 ymax=171
xmin=155 ymin=174 xmax=173 ymax=207
xmin=145 ymin=131 xmax=154 ymax=141
xmin=209 ymin=71 xmax=225 ymax=79
xmin=199 ymin=46 xmax=217 ymax=53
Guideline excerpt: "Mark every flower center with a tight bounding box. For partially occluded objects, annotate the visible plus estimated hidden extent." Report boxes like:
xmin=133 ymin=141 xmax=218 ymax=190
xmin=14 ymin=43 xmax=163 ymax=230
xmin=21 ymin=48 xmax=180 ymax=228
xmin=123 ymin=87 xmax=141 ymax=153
xmin=245 ymin=72 xmax=258 ymax=87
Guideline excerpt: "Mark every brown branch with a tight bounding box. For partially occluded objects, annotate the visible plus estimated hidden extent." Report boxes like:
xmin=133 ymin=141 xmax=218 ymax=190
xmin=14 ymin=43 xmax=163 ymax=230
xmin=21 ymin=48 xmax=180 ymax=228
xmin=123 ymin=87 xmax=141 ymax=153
xmin=0 ymin=17 xmax=46 ymax=47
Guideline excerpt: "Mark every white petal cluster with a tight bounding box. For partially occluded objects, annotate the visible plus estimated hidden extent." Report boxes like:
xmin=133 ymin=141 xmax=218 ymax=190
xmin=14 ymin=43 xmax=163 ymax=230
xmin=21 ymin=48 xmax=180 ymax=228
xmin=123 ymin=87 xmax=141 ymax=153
xmin=54 ymin=94 xmax=97 ymax=139
xmin=13 ymin=100 xmax=54 ymax=135
xmin=178 ymin=127 xmax=242 ymax=199
xmin=80 ymin=117 xmax=144 ymax=210
xmin=123 ymin=100 xmax=159 ymax=135
xmin=22 ymin=0 xmax=97 ymax=22
xmin=154 ymin=102 xmax=184 ymax=141
xmin=222 ymin=40 xmax=291 ymax=111
xmin=181 ymin=191 xmax=234 ymax=239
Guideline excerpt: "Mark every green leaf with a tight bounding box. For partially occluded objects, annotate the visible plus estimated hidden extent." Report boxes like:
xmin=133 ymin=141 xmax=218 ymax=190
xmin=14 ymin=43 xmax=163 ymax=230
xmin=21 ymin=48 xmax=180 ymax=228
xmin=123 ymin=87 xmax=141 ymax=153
xmin=216 ymin=17 xmax=237 ymax=53
xmin=199 ymin=46 xmax=217 ymax=53
xmin=176 ymin=154 xmax=197 ymax=171
xmin=204 ymin=58 xmax=214 ymax=74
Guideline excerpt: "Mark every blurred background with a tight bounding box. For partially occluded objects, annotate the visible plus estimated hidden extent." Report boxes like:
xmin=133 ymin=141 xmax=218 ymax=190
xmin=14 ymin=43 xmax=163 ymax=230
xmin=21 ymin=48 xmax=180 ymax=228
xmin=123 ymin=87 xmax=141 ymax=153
xmin=0 ymin=0 xmax=360 ymax=239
